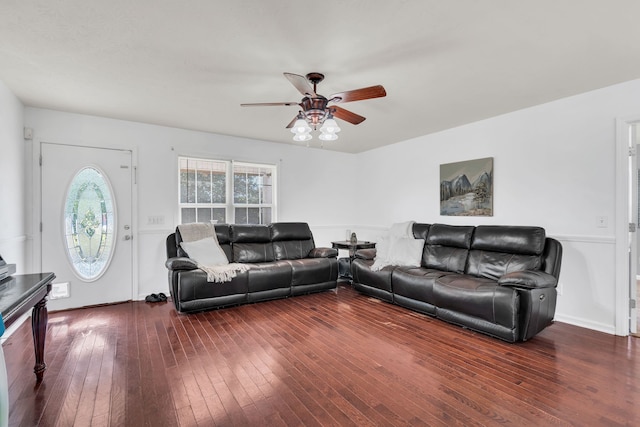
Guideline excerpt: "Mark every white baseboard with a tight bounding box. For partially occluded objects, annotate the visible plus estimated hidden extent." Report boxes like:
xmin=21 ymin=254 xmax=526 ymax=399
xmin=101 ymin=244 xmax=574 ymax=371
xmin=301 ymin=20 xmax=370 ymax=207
xmin=0 ymin=312 xmax=31 ymax=343
xmin=553 ymin=313 xmax=616 ymax=335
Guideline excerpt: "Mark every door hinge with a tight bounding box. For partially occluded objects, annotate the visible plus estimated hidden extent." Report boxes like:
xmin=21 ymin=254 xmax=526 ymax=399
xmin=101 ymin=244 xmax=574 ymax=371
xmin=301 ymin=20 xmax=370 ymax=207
xmin=39 ymin=154 xmax=42 ymax=166
xmin=40 ymin=222 xmax=43 ymax=232
xmin=630 ymin=223 xmax=637 ymax=232
xmin=630 ymin=147 xmax=637 ymax=157
xmin=631 ymin=299 xmax=637 ymax=309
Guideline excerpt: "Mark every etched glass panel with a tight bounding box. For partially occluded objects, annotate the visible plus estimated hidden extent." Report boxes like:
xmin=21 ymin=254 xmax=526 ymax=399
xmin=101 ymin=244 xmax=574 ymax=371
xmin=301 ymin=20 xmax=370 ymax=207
xmin=64 ymin=167 xmax=116 ymax=281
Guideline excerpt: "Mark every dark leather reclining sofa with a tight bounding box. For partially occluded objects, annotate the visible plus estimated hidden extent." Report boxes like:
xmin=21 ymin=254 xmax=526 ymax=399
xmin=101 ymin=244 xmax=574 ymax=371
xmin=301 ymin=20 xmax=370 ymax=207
xmin=351 ymin=224 xmax=562 ymax=342
xmin=165 ymin=222 xmax=338 ymax=313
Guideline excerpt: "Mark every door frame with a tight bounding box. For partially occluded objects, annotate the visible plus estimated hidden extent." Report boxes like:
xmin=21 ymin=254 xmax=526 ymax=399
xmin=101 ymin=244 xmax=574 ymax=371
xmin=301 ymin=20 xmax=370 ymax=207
xmin=615 ymin=116 xmax=640 ymax=336
xmin=33 ymin=140 xmax=139 ymax=303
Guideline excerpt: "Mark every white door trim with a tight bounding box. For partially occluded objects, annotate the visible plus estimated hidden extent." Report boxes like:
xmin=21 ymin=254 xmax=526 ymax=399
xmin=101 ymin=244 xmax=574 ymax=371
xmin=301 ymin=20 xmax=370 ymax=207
xmin=615 ymin=116 xmax=640 ymax=336
xmin=34 ymin=140 xmax=139 ymax=303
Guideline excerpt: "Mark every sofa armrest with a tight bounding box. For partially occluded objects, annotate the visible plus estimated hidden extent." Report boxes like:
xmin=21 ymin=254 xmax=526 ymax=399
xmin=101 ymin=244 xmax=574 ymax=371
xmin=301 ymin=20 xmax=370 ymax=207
xmin=165 ymin=257 xmax=199 ymax=271
xmin=355 ymin=248 xmax=376 ymax=260
xmin=309 ymin=247 xmax=338 ymax=258
xmin=498 ymin=270 xmax=557 ymax=289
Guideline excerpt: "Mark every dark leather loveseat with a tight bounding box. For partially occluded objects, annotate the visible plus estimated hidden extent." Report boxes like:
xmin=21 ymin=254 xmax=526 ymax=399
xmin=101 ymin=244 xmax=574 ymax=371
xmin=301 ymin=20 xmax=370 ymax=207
xmin=165 ymin=222 xmax=338 ymax=313
xmin=351 ymin=224 xmax=562 ymax=342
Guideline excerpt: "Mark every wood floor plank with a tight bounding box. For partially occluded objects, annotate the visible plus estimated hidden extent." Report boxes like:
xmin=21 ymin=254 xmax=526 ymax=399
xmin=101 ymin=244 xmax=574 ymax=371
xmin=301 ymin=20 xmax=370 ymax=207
xmin=4 ymin=285 xmax=640 ymax=426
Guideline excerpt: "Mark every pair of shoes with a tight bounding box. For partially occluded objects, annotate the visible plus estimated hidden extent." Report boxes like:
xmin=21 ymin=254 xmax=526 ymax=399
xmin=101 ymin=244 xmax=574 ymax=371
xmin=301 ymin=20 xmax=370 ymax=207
xmin=145 ymin=293 xmax=168 ymax=303
xmin=145 ymin=294 xmax=160 ymax=302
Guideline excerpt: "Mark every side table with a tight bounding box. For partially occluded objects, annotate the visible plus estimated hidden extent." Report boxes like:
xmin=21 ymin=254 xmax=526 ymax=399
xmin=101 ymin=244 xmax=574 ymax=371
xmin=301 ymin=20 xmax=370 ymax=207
xmin=0 ymin=272 xmax=55 ymax=383
xmin=331 ymin=240 xmax=376 ymax=280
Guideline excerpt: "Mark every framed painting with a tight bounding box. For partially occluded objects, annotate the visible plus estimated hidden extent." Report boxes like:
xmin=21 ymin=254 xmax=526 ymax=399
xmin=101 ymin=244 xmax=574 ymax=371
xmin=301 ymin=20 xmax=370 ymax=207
xmin=440 ymin=157 xmax=493 ymax=216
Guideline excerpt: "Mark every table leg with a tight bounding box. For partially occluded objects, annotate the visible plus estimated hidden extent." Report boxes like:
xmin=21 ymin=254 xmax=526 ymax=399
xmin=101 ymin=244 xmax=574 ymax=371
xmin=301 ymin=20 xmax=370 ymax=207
xmin=31 ymin=292 xmax=49 ymax=383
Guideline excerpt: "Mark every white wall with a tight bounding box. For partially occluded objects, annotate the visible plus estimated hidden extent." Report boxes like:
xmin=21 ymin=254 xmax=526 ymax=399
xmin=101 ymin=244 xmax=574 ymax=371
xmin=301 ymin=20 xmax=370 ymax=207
xmin=353 ymin=79 xmax=640 ymax=333
xmin=0 ymin=80 xmax=26 ymax=272
xmin=23 ymin=108 xmax=358 ymax=299
xmin=11 ymin=78 xmax=640 ymax=334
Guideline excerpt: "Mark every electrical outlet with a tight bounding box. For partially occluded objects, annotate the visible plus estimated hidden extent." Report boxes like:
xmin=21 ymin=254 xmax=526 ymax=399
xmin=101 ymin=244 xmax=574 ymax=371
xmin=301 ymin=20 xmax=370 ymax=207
xmin=148 ymin=215 xmax=165 ymax=225
xmin=595 ymin=216 xmax=608 ymax=228
xmin=50 ymin=282 xmax=70 ymax=299
xmin=556 ymin=282 xmax=563 ymax=296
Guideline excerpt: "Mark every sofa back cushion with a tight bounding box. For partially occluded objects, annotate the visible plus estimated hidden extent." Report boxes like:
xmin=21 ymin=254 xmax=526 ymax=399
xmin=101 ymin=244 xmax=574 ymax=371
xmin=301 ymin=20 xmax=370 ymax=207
xmin=214 ymin=224 xmax=233 ymax=261
xmin=412 ymin=223 xmax=431 ymax=240
xmin=466 ymin=226 xmax=545 ymax=280
xmin=423 ymin=224 xmax=474 ymax=273
xmin=271 ymin=222 xmax=315 ymax=260
xmin=175 ymin=224 xmax=232 ymax=261
xmin=231 ymin=225 xmax=274 ymax=263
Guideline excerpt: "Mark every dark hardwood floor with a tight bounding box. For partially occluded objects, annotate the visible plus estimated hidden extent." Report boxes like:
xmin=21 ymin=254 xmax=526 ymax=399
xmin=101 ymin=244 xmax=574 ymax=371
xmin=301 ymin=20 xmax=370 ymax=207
xmin=3 ymin=283 xmax=640 ymax=426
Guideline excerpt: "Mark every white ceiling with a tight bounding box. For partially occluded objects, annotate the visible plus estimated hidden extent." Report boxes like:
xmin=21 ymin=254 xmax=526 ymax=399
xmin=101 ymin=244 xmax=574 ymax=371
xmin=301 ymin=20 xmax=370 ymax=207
xmin=1 ymin=1 xmax=640 ymax=153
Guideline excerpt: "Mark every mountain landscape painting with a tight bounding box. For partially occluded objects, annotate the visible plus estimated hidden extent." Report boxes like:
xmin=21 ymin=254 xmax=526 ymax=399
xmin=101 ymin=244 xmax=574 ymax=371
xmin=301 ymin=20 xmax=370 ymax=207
xmin=440 ymin=157 xmax=493 ymax=216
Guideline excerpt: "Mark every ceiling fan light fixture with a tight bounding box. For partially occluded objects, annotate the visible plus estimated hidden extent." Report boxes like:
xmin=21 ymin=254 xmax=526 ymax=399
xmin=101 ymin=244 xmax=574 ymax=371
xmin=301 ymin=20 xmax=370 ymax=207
xmin=320 ymin=118 xmax=341 ymax=134
xmin=291 ymin=118 xmax=311 ymax=135
xmin=318 ymin=132 xmax=338 ymax=141
xmin=241 ymin=72 xmax=386 ymax=146
xmin=293 ymin=133 xmax=312 ymax=142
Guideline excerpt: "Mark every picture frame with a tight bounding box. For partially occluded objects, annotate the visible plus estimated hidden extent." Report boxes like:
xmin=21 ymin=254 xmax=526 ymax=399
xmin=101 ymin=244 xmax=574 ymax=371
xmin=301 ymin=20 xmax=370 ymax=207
xmin=440 ymin=157 xmax=493 ymax=216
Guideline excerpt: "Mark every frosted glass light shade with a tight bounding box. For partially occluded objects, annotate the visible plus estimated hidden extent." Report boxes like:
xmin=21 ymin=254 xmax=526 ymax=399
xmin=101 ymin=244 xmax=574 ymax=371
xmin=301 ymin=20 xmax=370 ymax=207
xmin=291 ymin=119 xmax=311 ymax=135
xmin=293 ymin=133 xmax=312 ymax=142
xmin=320 ymin=118 xmax=341 ymax=134
xmin=318 ymin=132 xmax=338 ymax=141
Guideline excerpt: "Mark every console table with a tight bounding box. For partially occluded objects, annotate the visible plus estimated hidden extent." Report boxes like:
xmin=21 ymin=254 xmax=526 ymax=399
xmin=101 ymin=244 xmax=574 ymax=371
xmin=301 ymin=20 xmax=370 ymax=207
xmin=0 ymin=272 xmax=55 ymax=382
xmin=331 ymin=240 xmax=376 ymax=280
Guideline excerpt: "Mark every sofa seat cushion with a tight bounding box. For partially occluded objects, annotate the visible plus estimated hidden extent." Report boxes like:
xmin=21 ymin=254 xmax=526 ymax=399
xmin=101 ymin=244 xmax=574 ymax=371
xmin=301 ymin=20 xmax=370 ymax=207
xmin=175 ymin=269 xmax=248 ymax=302
xmin=392 ymin=267 xmax=456 ymax=304
xmin=287 ymin=258 xmax=337 ymax=287
xmin=245 ymin=261 xmax=292 ymax=293
xmin=433 ymin=274 xmax=519 ymax=329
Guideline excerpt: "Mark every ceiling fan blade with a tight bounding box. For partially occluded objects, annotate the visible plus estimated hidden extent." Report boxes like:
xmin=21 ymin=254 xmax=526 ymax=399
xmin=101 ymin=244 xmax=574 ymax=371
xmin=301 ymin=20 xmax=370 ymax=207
xmin=330 ymin=106 xmax=366 ymax=125
xmin=284 ymin=72 xmax=316 ymax=96
xmin=330 ymin=85 xmax=386 ymax=103
xmin=240 ymin=102 xmax=299 ymax=107
xmin=285 ymin=115 xmax=299 ymax=129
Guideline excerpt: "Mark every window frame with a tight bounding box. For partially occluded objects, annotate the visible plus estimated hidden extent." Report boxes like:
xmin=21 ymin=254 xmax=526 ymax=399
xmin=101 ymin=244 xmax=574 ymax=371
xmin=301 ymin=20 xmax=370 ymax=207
xmin=178 ymin=156 xmax=277 ymax=225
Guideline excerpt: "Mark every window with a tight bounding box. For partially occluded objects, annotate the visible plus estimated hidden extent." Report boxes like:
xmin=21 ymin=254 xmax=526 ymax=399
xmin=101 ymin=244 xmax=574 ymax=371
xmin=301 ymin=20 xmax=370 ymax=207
xmin=179 ymin=157 xmax=276 ymax=225
xmin=63 ymin=167 xmax=116 ymax=281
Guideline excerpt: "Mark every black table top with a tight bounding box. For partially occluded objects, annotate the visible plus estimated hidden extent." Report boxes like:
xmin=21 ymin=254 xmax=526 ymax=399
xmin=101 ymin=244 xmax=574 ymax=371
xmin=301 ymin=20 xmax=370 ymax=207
xmin=0 ymin=272 xmax=56 ymax=327
xmin=331 ymin=240 xmax=376 ymax=249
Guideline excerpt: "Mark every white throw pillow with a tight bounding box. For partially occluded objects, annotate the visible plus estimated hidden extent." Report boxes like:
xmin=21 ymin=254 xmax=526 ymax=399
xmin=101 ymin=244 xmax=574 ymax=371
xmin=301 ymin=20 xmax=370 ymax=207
xmin=388 ymin=238 xmax=424 ymax=267
xmin=371 ymin=236 xmax=391 ymax=271
xmin=180 ymin=237 xmax=229 ymax=266
xmin=389 ymin=221 xmax=415 ymax=239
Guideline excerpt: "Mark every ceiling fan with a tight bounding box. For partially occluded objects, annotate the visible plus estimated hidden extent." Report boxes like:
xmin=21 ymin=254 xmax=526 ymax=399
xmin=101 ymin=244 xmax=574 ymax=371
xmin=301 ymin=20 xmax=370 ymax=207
xmin=241 ymin=72 xmax=386 ymax=141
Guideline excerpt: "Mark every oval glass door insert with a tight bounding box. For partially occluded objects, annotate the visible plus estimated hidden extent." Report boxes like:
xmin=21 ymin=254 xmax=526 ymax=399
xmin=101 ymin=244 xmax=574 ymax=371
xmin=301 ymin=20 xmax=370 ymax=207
xmin=63 ymin=167 xmax=116 ymax=281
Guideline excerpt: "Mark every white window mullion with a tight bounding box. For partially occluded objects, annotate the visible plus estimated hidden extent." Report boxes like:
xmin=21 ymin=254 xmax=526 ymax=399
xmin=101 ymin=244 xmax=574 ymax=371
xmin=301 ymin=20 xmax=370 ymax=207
xmin=227 ymin=161 xmax=234 ymax=224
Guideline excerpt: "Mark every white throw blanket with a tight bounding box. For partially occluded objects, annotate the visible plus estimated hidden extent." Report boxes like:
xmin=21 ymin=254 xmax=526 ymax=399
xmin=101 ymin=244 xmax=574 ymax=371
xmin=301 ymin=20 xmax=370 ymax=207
xmin=198 ymin=263 xmax=249 ymax=283
xmin=371 ymin=221 xmax=420 ymax=271
xmin=178 ymin=223 xmax=249 ymax=283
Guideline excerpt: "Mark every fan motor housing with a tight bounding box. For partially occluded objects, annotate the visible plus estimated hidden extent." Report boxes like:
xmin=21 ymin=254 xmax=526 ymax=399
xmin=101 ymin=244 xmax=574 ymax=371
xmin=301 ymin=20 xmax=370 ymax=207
xmin=300 ymin=96 xmax=329 ymax=126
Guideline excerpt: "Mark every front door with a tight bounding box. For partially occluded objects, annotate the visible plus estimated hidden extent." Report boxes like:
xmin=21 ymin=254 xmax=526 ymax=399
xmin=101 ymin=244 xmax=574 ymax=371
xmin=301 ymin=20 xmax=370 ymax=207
xmin=41 ymin=143 xmax=134 ymax=311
